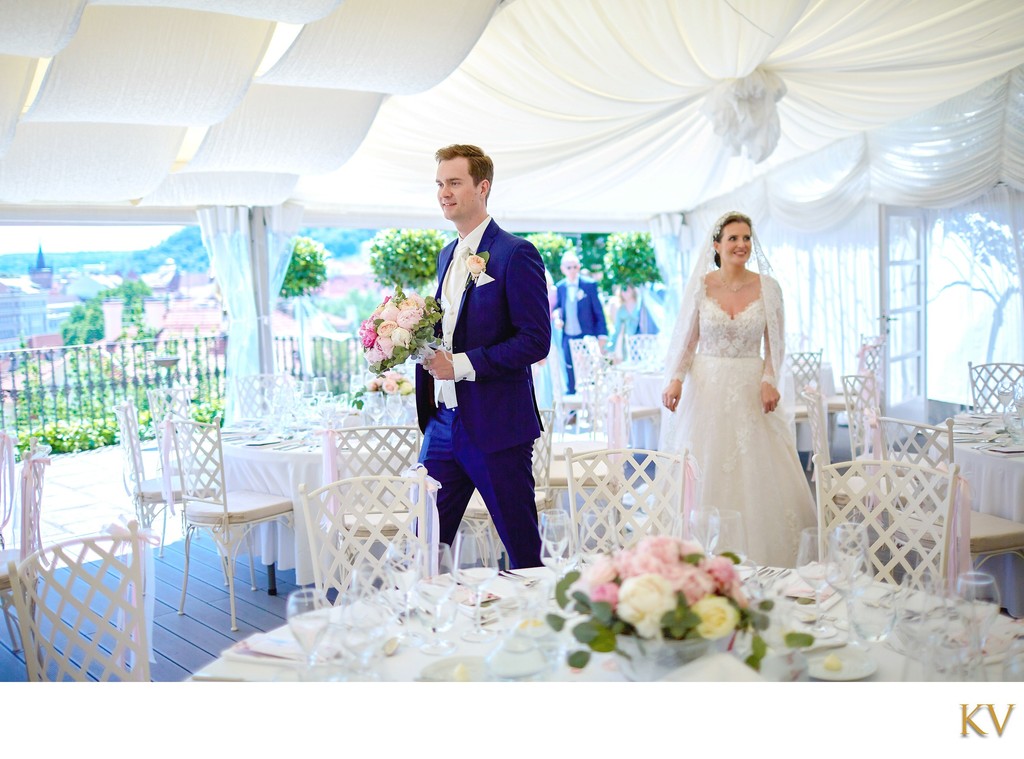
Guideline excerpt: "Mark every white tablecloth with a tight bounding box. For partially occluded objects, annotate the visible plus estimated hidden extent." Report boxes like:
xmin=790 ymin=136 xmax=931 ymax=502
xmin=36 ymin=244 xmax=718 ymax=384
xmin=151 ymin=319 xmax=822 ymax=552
xmin=955 ymin=440 xmax=1024 ymax=617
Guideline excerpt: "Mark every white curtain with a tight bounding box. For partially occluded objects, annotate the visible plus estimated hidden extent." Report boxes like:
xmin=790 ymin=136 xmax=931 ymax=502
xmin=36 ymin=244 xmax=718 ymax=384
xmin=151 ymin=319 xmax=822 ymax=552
xmin=197 ymin=202 xmax=303 ymax=422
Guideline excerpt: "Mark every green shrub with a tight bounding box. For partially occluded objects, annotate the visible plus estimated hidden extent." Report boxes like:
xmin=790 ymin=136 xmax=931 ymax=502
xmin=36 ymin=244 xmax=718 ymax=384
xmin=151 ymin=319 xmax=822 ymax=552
xmin=602 ymin=232 xmax=661 ymax=295
xmin=369 ymin=229 xmax=448 ymax=292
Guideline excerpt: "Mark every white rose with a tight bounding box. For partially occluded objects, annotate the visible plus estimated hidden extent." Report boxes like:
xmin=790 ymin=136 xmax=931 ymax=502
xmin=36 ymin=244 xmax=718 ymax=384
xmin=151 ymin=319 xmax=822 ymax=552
xmin=391 ymin=327 xmax=411 ymax=348
xmin=691 ymin=595 xmax=740 ymax=640
xmin=617 ymin=574 xmax=676 ymax=639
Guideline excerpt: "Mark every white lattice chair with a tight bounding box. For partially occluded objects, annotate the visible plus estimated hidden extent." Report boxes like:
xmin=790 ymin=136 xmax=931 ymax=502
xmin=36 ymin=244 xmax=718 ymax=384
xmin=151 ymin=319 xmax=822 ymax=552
xmin=323 ymin=425 xmax=422 ymax=480
xmin=114 ymin=400 xmax=180 ymax=555
xmin=842 ymin=373 xmax=880 ymax=459
xmin=147 ymin=386 xmax=192 ymax=423
xmin=877 ymin=416 xmax=1024 ymax=581
xmin=7 ymin=521 xmax=149 ymax=681
xmin=790 ymin=350 xmax=823 ymax=391
xmin=801 ymin=386 xmax=831 ymax=479
xmin=233 ymin=373 xmax=295 ymax=420
xmin=815 ymin=458 xmax=957 ymax=586
xmin=0 ymin=430 xmax=15 ymax=552
xmin=968 ymin=362 xmax=1024 ymax=413
xmin=171 ymin=419 xmax=293 ymax=631
xmin=566 ymin=447 xmax=691 ymax=554
xmin=624 ymin=333 xmax=660 ymax=366
xmin=298 ymin=468 xmax=436 ymax=598
xmin=0 ymin=438 xmax=49 ymax=654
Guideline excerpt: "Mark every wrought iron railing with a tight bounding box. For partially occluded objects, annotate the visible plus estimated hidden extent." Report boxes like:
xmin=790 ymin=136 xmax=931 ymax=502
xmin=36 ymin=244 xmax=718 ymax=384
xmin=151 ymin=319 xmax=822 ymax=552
xmin=0 ymin=333 xmax=359 ymax=451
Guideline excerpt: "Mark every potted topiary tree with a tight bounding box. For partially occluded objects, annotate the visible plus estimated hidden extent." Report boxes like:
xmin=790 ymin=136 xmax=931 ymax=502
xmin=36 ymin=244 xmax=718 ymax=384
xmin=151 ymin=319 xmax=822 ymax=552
xmin=368 ymin=228 xmax=448 ymax=292
xmin=601 ymin=231 xmax=661 ymax=294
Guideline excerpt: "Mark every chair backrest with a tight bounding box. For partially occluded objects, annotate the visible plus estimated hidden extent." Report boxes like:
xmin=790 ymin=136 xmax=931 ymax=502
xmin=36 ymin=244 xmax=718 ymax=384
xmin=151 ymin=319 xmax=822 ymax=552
xmin=9 ymin=523 xmax=149 ymax=681
xmin=878 ymin=417 xmax=954 ymax=469
xmin=170 ymin=419 xmax=226 ymax=510
xmin=0 ymin=430 xmax=17 ymax=548
xmin=968 ymin=361 xmax=1024 ymax=413
xmin=858 ymin=335 xmax=885 ymax=376
xmin=842 ymin=373 xmax=879 ymax=459
xmin=325 ymin=425 xmax=422 ymax=480
xmin=625 ymin=334 xmax=660 ymax=365
xmin=790 ymin=350 xmax=823 ymax=391
xmin=298 ymin=470 xmax=434 ymax=597
xmin=568 ymin=338 xmax=599 ymax=387
xmin=114 ymin=399 xmax=147 ymax=500
xmin=18 ymin=439 xmax=50 ymax=561
xmin=233 ymin=374 xmax=294 ymax=419
xmin=532 ymin=409 xmax=556 ymax=491
xmin=801 ymin=386 xmax=830 ymax=475
xmin=566 ymin=447 xmax=686 ymax=553
xmin=146 ymin=386 xmax=192 ymax=422
xmin=815 ymin=458 xmax=957 ymax=586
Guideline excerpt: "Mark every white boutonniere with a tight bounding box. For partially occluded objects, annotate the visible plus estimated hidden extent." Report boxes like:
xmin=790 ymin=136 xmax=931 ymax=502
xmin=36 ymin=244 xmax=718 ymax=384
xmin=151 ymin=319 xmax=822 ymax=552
xmin=465 ymin=250 xmax=492 ymax=289
xmin=576 ymin=288 xmax=586 ymax=301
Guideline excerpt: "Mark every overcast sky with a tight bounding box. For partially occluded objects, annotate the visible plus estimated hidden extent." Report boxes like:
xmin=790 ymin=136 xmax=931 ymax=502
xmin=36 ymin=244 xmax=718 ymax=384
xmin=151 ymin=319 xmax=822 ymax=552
xmin=0 ymin=225 xmax=186 ymax=255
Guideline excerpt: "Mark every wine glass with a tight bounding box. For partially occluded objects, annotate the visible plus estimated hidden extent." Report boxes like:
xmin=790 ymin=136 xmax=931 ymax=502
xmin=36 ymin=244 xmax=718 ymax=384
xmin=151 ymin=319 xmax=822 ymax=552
xmin=363 ymin=392 xmax=385 ymax=426
xmin=312 ymin=376 xmax=330 ymax=406
xmin=996 ymin=379 xmax=1015 ymax=412
xmin=848 ymin=585 xmax=898 ymax=643
xmin=384 ymin=539 xmax=425 ymax=646
xmin=385 ymin=392 xmax=405 ymax=425
xmin=955 ymin=570 xmax=1002 ymax=677
xmin=795 ymin=527 xmax=837 ymax=639
xmin=824 ymin=522 xmax=873 ymax=649
xmin=715 ymin=509 xmax=746 ymax=563
xmin=538 ymin=509 xmax=573 ymax=582
xmin=286 ymin=587 xmax=330 ymax=675
xmin=453 ymin=522 xmax=499 ymax=643
xmin=687 ymin=506 xmax=720 ymax=555
xmin=335 ymin=580 xmax=391 ymax=680
xmin=414 ymin=543 xmax=458 ymax=656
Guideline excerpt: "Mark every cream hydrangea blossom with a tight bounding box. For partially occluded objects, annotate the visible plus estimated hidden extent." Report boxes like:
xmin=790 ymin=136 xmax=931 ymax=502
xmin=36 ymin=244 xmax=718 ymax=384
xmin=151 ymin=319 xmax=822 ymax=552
xmin=617 ymin=574 xmax=676 ymax=639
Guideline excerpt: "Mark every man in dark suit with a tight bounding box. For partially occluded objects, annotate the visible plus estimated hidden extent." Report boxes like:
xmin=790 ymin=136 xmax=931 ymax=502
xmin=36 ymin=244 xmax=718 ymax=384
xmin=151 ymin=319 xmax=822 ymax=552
xmin=416 ymin=144 xmax=550 ymax=568
xmin=554 ymin=252 xmax=607 ymax=395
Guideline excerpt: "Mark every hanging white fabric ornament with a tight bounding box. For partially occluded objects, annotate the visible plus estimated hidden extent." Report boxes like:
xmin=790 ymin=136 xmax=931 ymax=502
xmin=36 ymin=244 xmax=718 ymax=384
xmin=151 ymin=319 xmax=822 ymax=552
xmin=702 ymin=68 xmax=787 ymax=164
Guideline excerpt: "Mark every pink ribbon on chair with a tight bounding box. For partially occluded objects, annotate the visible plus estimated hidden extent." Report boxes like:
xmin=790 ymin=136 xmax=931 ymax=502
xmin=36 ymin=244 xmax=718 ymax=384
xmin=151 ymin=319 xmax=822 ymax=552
xmin=402 ymin=464 xmax=441 ymax=575
xmin=321 ymin=428 xmax=341 ymax=515
xmin=936 ymin=463 xmax=973 ymax=589
xmin=681 ymin=451 xmax=702 ymax=530
xmin=856 ymin=343 xmax=869 ymax=374
xmin=104 ymin=517 xmax=160 ymax=666
xmin=158 ymin=418 xmax=177 ymax=514
xmin=862 ymin=407 xmax=883 ymax=459
xmin=606 ymin=393 xmax=627 ymax=449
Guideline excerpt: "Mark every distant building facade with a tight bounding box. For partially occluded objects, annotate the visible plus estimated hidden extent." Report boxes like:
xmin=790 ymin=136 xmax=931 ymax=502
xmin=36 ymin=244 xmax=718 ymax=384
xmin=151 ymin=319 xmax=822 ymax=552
xmin=0 ymin=278 xmax=48 ymax=350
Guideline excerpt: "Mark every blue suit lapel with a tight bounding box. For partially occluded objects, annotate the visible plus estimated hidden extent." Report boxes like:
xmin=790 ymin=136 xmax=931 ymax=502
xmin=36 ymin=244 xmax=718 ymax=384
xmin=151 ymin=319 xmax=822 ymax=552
xmin=454 ymin=220 xmax=499 ymax=335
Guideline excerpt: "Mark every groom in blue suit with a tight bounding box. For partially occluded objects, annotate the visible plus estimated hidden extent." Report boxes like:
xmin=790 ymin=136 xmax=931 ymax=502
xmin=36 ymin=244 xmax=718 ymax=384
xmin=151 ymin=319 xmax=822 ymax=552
xmin=416 ymin=144 xmax=550 ymax=568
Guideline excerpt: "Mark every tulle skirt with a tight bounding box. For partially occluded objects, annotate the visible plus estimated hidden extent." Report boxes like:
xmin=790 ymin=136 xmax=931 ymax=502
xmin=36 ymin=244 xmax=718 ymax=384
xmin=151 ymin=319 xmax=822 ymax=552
xmin=663 ymin=353 xmax=816 ymax=568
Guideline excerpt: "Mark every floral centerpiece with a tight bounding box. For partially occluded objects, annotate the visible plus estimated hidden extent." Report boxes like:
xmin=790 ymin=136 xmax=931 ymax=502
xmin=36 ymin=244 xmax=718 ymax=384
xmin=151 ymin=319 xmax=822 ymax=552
xmin=546 ymin=535 xmax=811 ymax=675
xmin=359 ymin=286 xmax=442 ymax=374
xmin=366 ymin=370 xmax=414 ymax=396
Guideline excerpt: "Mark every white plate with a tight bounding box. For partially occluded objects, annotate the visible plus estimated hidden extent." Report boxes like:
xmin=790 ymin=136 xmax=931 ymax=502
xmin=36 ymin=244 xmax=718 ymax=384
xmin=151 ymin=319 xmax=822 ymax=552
xmin=808 ymin=651 xmax=877 ymax=681
xmin=419 ymin=656 xmax=488 ymax=682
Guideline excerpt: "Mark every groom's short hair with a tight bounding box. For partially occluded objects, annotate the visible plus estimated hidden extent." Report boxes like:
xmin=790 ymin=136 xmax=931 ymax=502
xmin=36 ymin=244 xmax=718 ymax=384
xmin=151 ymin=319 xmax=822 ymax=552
xmin=435 ymin=144 xmax=494 ymax=200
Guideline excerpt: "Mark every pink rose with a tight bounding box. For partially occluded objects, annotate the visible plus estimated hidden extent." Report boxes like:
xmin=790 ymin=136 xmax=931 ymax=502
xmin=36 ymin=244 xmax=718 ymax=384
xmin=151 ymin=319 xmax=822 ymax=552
xmin=382 ymin=379 xmax=399 ymax=394
xmin=466 ymin=254 xmax=487 ymax=276
xmin=582 ymin=555 xmax=618 ymax=588
xmin=384 ymin=370 xmax=402 ymax=381
xmin=405 ymin=291 xmax=426 ymax=309
xmin=380 ymin=303 xmax=401 ymax=322
xmin=674 ymin=563 xmax=716 ymax=606
xmin=365 ymin=378 xmax=382 ymax=392
xmin=365 ymin=345 xmax=385 ymax=365
xmin=589 ymin=582 xmax=619 ymax=609
xmin=376 ymin=320 xmax=398 ymax=338
xmin=398 ymin=298 xmax=420 ymax=310
xmin=701 ymin=555 xmax=739 ymax=593
xmin=358 ymin=319 xmax=377 ymax=348
xmin=377 ymin=336 xmax=394 ymax=358
xmin=396 ymin=309 xmax=420 ymax=330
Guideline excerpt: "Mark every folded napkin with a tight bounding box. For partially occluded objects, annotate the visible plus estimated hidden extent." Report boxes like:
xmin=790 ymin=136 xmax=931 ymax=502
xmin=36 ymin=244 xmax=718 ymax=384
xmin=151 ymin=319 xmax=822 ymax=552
xmin=985 ymin=445 xmax=1024 ymax=455
xmin=783 ymin=577 xmax=838 ymax=606
xmin=231 ymin=632 xmax=302 ymax=661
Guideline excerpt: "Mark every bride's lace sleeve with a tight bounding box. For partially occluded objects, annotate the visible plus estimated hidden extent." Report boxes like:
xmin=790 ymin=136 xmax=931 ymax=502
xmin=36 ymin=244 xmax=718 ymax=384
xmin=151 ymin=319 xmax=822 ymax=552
xmin=761 ymin=276 xmax=785 ymax=387
xmin=671 ymin=310 xmax=700 ymax=382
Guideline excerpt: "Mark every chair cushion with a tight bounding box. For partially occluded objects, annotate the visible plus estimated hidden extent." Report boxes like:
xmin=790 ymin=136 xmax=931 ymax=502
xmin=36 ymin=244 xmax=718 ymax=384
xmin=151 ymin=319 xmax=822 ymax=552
xmin=140 ymin=476 xmax=181 ymax=503
xmin=186 ymin=490 xmax=292 ymax=524
xmin=629 ymin=405 xmax=661 ymax=421
xmin=970 ymin=511 xmax=1024 ymax=554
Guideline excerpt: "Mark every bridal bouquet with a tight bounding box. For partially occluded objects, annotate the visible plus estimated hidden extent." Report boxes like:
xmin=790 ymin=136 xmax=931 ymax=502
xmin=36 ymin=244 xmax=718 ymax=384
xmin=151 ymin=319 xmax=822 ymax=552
xmin=359 ymin=286 xmax=442 ymax=374
xmin=546 ymin=535 xmax=810 ymax=672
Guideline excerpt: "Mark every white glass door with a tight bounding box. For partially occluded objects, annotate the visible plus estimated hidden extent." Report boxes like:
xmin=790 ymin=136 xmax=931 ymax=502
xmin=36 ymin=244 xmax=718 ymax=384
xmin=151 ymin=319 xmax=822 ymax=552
xmin=880 ymin=208 xmax=927 ymax=420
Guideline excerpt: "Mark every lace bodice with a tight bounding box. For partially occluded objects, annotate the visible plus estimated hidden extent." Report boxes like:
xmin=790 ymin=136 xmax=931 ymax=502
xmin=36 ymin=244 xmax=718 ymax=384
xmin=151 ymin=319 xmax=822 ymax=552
xmin=697 ymin=293 xmax=765 ymax=359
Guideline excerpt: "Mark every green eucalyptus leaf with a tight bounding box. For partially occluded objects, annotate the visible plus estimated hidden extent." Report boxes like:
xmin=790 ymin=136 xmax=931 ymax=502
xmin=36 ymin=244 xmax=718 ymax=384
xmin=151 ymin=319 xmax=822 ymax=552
xmin=546 ymin=613 xmax=565 ymax=632
xmin=784 ymin=631 xmax=815 ymax=648
xmin=568 ymin=650 xmax=591 ymax=669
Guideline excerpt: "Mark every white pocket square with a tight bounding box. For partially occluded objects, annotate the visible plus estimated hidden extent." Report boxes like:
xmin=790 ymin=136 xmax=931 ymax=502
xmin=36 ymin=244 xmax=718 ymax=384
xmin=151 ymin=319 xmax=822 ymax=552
xmin=476 ymin=272 xmax=496 ymax=287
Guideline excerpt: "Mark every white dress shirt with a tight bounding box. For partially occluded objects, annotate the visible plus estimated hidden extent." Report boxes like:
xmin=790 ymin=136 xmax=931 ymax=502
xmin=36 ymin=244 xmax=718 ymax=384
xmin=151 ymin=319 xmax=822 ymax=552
xmin=435 ymin=216 xmax=489 ymax=407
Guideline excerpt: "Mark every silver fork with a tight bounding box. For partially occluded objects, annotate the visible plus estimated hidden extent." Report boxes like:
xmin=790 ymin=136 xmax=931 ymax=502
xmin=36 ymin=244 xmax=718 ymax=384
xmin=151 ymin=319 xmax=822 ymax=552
xmin=499 ymin=570 xmax=540 ymax=587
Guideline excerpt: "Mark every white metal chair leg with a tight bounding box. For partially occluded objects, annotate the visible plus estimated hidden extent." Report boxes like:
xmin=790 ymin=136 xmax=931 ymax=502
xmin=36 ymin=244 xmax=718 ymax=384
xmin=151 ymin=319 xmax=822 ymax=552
xmin=1 ymin=595 xmax=21 ymax=653
xmin=246 ymin=531 xmax=257 ymax=591
xmin=178 ymin=524 xmax=196 ymax=616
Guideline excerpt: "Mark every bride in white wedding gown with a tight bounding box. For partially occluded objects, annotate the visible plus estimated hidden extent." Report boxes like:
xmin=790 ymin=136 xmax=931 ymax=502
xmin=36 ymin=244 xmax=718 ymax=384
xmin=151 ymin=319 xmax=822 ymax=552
xmin=661 ymin=211 xmax=815 ymax=568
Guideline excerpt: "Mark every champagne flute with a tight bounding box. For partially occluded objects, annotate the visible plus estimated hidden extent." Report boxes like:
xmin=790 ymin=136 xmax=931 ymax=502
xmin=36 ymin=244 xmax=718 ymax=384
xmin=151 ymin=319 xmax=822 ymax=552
xmin=415 ymin=543 xmax=458 ymax=656
xmin=286 ymin=587 xmax=330 ymax=675
xmin=453 ymin=522 xmax=499 ymax=643
xmin=538 ymin=509 xmax=573 ymax=582
xmin=795 ymin=527 xmax=837 ymax=639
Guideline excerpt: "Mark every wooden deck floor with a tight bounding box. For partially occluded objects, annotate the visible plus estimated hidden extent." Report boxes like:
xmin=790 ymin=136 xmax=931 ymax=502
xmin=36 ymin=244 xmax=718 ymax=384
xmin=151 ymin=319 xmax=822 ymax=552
xmin=0 ymin=532 xmax=300 ymax=682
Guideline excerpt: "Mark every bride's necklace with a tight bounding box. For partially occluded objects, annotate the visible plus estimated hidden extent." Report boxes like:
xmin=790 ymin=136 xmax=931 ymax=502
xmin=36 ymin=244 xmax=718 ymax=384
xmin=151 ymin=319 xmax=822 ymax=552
xmin=718 ymin=272 xmax=750 ymax=293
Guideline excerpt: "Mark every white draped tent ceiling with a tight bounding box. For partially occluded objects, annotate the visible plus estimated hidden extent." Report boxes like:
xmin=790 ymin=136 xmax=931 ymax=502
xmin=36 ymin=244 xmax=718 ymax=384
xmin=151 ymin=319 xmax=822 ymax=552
xmin=1 ymin=0 xmax=1024 ymax=231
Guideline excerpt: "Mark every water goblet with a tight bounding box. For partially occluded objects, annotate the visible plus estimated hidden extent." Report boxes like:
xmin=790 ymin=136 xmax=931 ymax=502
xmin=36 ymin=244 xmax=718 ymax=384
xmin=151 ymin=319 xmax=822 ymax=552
xmin=687 ymin=506 xmax=720 ymax=555
xmin=286 ymin=587 xmax=330 ymax=676
xmin=715 ymin=509 xmax=747 ymax=563
xmin=848 ymin=584 xmax=898 ymax=643
xmin=824 ymin=522 xmax=873 ymax=649
xmin=955 ymin=570 xmax=1001 ymax=677
xmin=384 ymin=539 xmax=425 ymax=646
xmin=335 ymin=583 xmax=392 ymax=680
xmin=453 ymin=522 xmax=499 ymax=643
xmin=415 ymin=543 xmax=458 ymax=656
xmin=385 ymin=392 xmax=405 ymax=425
xmin=363 ymin=392 xmax=385 ymax=426
xmin=795 ymin=527 xmax=837 ymax=639
xmin=312 ymin=376 xmax=329 ymax=404
xmin=538 ymin=509 xmax=573 ymax=582
xmin=997 ymin=379 xmax=1015 ymax=412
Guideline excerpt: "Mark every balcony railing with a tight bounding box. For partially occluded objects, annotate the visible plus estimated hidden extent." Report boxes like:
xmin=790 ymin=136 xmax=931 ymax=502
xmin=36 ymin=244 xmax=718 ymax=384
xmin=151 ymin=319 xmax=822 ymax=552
xmin=0 ymin=332 xmax=360 ymax=450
